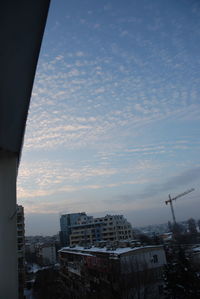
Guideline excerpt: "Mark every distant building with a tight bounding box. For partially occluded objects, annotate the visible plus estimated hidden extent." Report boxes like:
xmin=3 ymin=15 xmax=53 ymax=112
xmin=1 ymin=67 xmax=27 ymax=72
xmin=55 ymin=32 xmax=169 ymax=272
xmin=36 ymin=243 xmax=57 ymax=266
xmin=70 ymin=214 xmax=134 ymax=246
xmin=160 ymin=232 xmax=173 ymax=243
xmin=25 ymin=242 xmax=35 ymax=255
xmin=59 ymin=212 xmax=88 ymax=246
xmin=60 ymin=212 xmax=134 ymax=247
xmin=191 ymin=246 xmax=200 ymax=266
xmin=59 ymin=244 xmax=166 ymax=299
xmin=70 ymin=221 xmax=104 ymax=246
xmin=17 ymin=205 xmax=25 ymax=298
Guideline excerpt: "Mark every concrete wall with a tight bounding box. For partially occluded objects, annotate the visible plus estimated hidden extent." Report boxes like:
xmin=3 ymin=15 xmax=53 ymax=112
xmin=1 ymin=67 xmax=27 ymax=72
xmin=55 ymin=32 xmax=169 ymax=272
xmin=121 ymin=247 xmax=167 ymax=273
xmin=0 ymin=151 xmax=18 ymax=298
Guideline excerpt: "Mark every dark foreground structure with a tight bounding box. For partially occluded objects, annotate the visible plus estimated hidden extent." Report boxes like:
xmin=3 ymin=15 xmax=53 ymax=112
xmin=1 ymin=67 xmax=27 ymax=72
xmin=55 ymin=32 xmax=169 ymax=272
xmin=0 ymin=1 xmax=50 ymax=298
xmin=59 ymin=243 xmax=166 ymax=299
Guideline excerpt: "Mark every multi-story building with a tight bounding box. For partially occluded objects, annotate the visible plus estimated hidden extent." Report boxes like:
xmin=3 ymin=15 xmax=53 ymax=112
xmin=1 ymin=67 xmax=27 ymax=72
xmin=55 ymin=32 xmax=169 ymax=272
xmin=36 ymin=243 xmax=57 ymax=266
xmin=70 ymin=221 xmax=104 ymax=246
xmin=17 ymin=205 xmax=25 ymax=298
xmin=59 ymin=212 xmax=89 ymax=246
xmin=59 ymin=244 xmax=166 ymax=299
xmin=69 ymin=214 xmax=134 ymax=246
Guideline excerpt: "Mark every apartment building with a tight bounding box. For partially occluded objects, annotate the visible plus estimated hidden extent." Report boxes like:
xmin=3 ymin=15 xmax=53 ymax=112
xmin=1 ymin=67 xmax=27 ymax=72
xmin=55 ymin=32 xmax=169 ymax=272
xmin=70 ymin=221 xmax=104 ymax=246
xmin=17 ymin=205 xmax=25 ymax=298
xmin=36 ymin=243 xmax=57 ymax=266
xmin=59 ymin=212 xmax=88 ymax=246
xmin=70 ymin=214 xmax=134 ymax=246
xmin=59 ymin=244 xmax=166 ymax=299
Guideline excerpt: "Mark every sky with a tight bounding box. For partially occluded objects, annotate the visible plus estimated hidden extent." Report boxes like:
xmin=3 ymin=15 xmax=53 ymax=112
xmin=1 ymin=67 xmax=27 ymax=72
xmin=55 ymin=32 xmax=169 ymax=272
xmin=17 ymin=0 xmax=200 ymax=235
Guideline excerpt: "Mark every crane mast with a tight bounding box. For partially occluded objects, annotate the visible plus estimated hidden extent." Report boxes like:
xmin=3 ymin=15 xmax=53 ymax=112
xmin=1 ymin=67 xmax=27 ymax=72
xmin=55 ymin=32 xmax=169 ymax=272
xmin=165 ymin=188 xmax=194 ymax=224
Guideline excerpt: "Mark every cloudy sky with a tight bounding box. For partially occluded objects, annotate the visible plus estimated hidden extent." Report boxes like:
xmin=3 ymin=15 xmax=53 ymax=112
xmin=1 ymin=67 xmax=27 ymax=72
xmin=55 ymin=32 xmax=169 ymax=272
xmin=17 ymin=0 xmax=200 ymax=235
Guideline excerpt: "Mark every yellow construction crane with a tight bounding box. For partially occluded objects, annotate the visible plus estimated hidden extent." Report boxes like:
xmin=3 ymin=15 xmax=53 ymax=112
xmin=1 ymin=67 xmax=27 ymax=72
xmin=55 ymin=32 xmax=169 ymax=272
xmin=165 ymin=188 xmax=195 ymax=224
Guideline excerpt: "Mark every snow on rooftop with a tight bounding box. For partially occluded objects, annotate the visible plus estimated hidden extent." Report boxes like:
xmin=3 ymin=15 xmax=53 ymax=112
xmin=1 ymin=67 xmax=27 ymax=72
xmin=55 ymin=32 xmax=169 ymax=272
xmin=59 ymin=245 xmax=162 ymax=256
xmin=60 ymin=250 xmax=94 ymax=257
xmin=192 ymin=247 xmax=200 ymax=252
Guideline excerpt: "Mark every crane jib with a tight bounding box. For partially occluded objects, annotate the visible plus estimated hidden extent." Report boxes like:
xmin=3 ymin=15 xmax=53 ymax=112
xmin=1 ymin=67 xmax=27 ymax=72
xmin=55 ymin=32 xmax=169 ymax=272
xmin=165 ymin=188 xmax=195 ymax=224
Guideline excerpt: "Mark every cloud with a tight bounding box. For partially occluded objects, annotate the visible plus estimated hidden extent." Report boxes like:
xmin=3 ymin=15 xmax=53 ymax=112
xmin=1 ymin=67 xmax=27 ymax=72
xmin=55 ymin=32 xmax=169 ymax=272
xmin=75 ymin=51 xmax=85 ymax=57
xmin=17 ymin=177 xmax=153 ymax=200
xmin=18 ymin=0 xmax=200 ymax=233
xmin=18 ymin=155 xmax=163 ymax=199
xmin=162 ymin=167 xmax=200 ymax=191
xmin=21 ymin=35 xmax=200 ymax=153
xmin=113 ymin=166 xmax=200 ymax=206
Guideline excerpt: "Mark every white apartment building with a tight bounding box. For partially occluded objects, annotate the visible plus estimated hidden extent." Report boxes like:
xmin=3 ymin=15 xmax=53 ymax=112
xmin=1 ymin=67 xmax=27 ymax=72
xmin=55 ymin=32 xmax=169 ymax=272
xmin=36 ymin=244 xmax=57 ymax=266
xmin=70 ymin=214 xmax=134 ymax=246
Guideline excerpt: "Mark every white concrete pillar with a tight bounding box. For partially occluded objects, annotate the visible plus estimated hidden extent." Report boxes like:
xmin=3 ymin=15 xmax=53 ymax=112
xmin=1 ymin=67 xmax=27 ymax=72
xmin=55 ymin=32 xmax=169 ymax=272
xmin=0 ymin=151 xmax=18 ymax=299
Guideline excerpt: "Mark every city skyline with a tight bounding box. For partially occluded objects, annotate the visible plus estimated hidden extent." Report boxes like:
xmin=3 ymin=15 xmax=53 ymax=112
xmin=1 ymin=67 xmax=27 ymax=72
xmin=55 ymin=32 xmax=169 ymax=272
xmin=17 ymin=0 xmax=200 ymax=235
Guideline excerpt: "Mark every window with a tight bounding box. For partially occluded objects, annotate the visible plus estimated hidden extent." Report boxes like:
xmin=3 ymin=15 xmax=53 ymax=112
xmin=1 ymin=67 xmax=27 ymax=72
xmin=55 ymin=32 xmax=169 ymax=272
xmin=153 ymin=254 xmax=158 ymax=263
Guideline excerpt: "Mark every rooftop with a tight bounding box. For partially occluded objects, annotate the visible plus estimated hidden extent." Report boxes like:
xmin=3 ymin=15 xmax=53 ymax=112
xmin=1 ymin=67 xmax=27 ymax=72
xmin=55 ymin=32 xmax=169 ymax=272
xmin=59 ymin=245 xmax=163 ymax=256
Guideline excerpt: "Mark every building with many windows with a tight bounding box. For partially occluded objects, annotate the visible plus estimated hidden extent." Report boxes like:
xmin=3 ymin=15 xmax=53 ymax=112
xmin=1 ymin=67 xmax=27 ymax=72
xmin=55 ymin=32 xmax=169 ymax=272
xmin=59 ymin=212 xmax=89 ymax=246
xmin=70 ymin=221 xmax=104 ymax=246
xmin=36 ymin=243 xmax=57 ymax=266
xmin=59 ymin=244 xmax=166 ymax=299
xmin=60 ymin=213 xmax=134 ymax=247
xmin=17 ymin=205 xmax=25 ymax=298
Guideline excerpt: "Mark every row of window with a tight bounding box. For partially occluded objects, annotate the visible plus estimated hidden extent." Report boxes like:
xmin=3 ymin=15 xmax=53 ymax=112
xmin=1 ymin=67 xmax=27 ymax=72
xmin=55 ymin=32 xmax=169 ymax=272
xmin=94 ymin=216 xmax=124 ymax=222
xmin=71 ymin=228 xmax=132 ymax=236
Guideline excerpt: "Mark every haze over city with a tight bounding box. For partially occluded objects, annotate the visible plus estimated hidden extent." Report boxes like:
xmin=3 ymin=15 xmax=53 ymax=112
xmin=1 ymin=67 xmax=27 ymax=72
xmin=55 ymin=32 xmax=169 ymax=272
xmin=17 ymin=0 xmax=200 ymax=235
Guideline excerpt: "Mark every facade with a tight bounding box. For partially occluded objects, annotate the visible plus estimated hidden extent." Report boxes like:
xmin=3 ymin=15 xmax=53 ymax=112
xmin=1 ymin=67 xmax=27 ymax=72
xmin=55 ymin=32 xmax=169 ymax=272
xmin=17 ymin=205 xmax=25 ymax=298
xmin=36 ymin=243 xmax=57 ymax=266
xmin=70 ymin=214 xmax=134 ymax=246
xmin=70 ymin=222 xmax=104 ymax=246
xmin=60 ymin=212 xmax=88 ymax=246
xmin=0 ymin=2 xmax=50 ymax=298
xmin=59 ymin=244 xmax=166 ymax=299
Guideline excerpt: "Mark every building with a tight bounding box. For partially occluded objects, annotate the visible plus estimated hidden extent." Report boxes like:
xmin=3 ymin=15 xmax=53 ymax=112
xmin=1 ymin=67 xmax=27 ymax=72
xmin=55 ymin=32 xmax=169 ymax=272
xmin=60 ymin=212 xmax=89 ymax=246
xmin=70 ymin=221 xmax=104 ymax=246
xmin=36 ymin=243 xmax=57 ymax=266
xmin=17 ymin=205 xmax=25 ymax=298
xmin=160 ymin=232 xmax=173 ymax=243
xmin=59 ymin=243 xmax=166 ymax=299
xmin=69 ymin=214 xmax=134 ymax=246
xmin=0 ymin=2 xmax=50 ymax=298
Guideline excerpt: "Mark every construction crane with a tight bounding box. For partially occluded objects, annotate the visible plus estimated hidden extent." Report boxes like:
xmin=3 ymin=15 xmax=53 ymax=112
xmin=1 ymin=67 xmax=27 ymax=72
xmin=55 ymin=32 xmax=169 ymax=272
xmin=165 ymin=188 xmax=195 ymax=224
